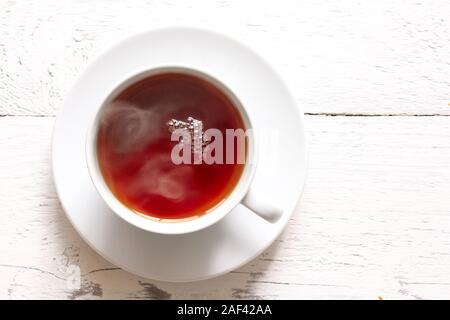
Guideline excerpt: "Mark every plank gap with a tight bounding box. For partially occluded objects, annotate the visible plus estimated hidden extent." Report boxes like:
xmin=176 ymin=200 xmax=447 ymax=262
xmin=2 ymin=113 xmax=450 ymax=118
xmin=305 ymin=112 xmax=450 ymax=117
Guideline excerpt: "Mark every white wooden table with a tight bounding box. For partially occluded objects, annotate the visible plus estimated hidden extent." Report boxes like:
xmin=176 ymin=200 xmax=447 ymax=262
xmin=1 ymin=0 xmax=449 ymax=299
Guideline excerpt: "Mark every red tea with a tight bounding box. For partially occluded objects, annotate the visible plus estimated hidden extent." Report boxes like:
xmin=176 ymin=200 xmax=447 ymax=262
xmin=97 ymin=72 xmax=246 ymax=220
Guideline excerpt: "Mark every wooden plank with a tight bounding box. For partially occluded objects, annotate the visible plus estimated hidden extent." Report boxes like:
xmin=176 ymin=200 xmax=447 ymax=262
xmin=1 ymin=115 xmax=449 ymax=299
xmin=1 ymin=0 xmax=449 ymax=116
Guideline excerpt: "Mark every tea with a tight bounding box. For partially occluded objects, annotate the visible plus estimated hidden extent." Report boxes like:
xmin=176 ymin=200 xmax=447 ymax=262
xmin=96 ymin=72 xmax=246 ymax=220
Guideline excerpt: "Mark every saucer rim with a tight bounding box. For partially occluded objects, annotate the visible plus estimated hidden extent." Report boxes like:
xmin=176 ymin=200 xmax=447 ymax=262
xmin=52 ymin=26 xmax=308 ymax=282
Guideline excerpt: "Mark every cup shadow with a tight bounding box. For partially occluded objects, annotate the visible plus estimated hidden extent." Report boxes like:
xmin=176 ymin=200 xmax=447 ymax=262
xmin=50 ymin=162 xmax=285 ymax=299
xmin=53 ymin=208 xmax=282 ymax=299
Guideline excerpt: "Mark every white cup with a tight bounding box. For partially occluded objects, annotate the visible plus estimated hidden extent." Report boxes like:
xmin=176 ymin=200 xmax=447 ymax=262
xmin=86 ymin=66 xmax=282 ymax=234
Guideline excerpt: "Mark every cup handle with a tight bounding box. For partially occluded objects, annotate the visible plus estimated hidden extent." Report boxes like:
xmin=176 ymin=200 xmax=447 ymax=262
xmin=241 ymin=189 xmax=283 ymax=223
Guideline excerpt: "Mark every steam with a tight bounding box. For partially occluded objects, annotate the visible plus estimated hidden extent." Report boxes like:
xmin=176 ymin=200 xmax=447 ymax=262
xmin=130 ymin=154 xmax=193 ymax=202
xmin=101 ymin=100 xmax=194 ymax=202
xmin=100 ymin=101 xmax=161 ymax=154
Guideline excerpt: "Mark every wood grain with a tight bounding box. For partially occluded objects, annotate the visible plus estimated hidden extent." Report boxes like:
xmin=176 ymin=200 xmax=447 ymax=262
xmin=1 ymin=0 xmax=449 ymax=300
xmin=1 ymin=0 xmax=449 ymax=116
xmin=1 ymin=115 xmax=450 ymax=299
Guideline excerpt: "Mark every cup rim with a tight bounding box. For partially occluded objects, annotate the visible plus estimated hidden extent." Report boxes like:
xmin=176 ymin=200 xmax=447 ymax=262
xmin=85 ymin=66 xmax=257 ymax=235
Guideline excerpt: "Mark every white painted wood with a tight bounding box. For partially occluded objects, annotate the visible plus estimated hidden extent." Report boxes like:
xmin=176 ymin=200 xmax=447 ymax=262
xmin=1 ymin=0 xmax=450 ymax=299
xmin=1 ymin=116 xmax=450 ymax=299
xmin=1 ymin=0 xmax=449 ymax=116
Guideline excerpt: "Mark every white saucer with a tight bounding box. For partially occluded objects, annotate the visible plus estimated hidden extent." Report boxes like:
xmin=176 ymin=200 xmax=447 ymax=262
xmin=52 ymin=27 xmax=307 ymax=282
